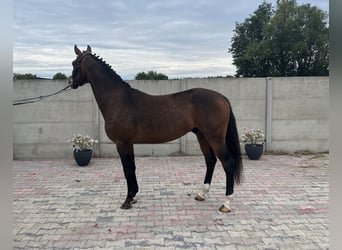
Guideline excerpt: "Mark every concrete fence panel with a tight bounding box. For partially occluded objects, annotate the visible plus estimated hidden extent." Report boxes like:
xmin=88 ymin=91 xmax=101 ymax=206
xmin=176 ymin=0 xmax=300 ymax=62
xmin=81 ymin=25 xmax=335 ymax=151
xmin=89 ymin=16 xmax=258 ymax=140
xmin=270 ymin=77 xmax=329 ymax=152
xmin=13 ymin=77 xmax=329 ymax=159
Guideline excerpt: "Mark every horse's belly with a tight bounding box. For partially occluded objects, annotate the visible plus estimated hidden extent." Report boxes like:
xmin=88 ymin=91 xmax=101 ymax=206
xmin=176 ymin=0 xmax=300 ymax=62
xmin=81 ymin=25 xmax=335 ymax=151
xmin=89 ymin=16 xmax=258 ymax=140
xmin=133 ymin=123 xmax=190 ymax=144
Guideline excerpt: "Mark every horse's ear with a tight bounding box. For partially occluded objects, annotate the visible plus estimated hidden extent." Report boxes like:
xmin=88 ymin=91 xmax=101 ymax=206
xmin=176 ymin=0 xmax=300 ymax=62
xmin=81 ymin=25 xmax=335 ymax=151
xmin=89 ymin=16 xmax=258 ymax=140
xmin=86 ymin=45 xmax=92 ymax=53
xmin=74 ymin=45 xmax=82 ymax=56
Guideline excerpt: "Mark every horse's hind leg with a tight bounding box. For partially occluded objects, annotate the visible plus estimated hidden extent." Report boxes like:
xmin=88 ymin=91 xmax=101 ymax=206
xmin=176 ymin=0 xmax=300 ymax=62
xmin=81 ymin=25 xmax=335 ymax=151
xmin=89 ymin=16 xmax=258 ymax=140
xmin=116 ymin=143 xmax=139 ymax=209
xmin=194 ymin=130 xmax=217 ymax=201
xmin=209 ymin=141 xmax=235 ymax=213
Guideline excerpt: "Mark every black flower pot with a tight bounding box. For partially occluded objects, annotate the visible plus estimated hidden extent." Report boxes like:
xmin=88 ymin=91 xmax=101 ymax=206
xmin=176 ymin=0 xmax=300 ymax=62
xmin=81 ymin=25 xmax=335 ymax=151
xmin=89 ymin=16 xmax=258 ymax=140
xmin=245 ymin=144 xmax=263 ymax=160
xmin=73 ymin=149 xmax=92 ymax=166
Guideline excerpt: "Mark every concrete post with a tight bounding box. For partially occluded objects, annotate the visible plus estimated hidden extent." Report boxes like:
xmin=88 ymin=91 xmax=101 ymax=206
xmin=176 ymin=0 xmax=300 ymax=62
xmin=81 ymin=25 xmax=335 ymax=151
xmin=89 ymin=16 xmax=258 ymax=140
xmin=265 ymin=77 xmax=272 ymax=152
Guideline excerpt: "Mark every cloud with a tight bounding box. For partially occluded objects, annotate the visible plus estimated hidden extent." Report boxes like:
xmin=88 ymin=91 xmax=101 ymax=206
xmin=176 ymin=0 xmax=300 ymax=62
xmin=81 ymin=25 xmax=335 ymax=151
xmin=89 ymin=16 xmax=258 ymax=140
xmin=13 ymin=0 xmax=328 ymax=79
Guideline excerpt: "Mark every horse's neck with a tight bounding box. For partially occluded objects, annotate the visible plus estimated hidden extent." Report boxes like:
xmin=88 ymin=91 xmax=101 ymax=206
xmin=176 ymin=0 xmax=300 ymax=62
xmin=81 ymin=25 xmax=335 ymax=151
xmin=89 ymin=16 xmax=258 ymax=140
xmin=88 ymin=75 xmax=129 ymax=119
xmin=83 ymin=58 xmax=130 ymax=119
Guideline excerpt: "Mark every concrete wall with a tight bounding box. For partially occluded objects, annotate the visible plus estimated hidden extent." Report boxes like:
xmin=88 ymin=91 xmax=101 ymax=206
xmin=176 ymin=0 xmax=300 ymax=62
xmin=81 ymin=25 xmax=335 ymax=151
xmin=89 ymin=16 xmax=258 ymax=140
xmin=13 ymin=77 xmax=329 ymax=159
xmin=270 ymin=77 xmax=329 ymax=152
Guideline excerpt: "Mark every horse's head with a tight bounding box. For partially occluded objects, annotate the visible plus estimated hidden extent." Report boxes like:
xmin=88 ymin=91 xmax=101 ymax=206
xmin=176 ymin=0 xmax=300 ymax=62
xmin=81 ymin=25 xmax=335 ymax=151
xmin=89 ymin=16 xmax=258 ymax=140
xmin=70 ymin=45 xmax=92 ymax=89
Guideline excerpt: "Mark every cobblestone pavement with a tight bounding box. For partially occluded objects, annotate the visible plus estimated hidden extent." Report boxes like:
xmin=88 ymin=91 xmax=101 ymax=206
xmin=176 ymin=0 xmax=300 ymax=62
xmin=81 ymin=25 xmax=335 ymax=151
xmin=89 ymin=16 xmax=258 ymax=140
xmin=13 ymin=154 xmax=329 ymax=249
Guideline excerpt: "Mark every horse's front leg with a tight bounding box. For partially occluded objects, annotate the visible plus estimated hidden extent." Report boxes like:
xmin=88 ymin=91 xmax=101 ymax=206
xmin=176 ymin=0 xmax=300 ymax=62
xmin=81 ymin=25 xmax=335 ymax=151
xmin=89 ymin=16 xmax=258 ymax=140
xmin=116 ymin=143 xmax=139 ymax=209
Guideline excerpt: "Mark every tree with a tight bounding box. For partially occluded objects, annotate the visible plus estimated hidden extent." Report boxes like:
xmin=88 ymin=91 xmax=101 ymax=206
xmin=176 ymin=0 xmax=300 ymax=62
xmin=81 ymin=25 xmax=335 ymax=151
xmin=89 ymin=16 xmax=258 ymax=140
xmin=52 ymin=72 xmax=68 ymax=80
xmin=13 ymin=73 xmax=38 ymax=80
xmin=229 ymin=0 xmax=329 ymax=77
xmin=135 ymin=71 xmax=168 ymax=80
xmin=229 ymin=1 xmax=274 ymax=77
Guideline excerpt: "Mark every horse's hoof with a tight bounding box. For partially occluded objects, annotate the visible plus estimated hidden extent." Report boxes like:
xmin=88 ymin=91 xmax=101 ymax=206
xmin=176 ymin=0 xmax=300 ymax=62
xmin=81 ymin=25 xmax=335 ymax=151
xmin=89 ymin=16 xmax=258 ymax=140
xmin=120 ymin=202 xmax=132 ymax=210
xmin=120 ymin=197 xmax=137 ymax=210
xmin=219 ymin=205 xmax=231 ymax=213
xmin=195 ymin=194 xmax=205 ymax=201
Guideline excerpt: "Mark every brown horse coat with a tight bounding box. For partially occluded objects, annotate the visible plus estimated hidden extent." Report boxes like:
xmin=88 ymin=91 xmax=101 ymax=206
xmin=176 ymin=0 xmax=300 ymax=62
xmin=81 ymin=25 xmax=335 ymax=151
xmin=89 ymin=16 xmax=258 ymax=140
xmin=71 ymin=45 xmax=242 ymax=212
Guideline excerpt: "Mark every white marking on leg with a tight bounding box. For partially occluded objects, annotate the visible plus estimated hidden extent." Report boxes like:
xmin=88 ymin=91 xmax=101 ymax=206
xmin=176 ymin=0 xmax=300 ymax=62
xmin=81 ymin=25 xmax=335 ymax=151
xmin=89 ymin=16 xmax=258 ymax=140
xmin=197 ymin=183 xmax=210 ymax=200
xmin=131 ymin=197 xmax=137 ymax=204
xmin=223 ymin=194 xmax=234 ymax=210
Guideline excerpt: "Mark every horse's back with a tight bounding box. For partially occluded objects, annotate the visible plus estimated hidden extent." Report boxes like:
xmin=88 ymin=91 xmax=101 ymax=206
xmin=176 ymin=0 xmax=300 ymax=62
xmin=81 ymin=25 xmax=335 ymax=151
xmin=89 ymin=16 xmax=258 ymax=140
xmin=108 ymin=87 xmax=231 ymax=144
xmin=130 ymin=87 xmax=230 ymax=122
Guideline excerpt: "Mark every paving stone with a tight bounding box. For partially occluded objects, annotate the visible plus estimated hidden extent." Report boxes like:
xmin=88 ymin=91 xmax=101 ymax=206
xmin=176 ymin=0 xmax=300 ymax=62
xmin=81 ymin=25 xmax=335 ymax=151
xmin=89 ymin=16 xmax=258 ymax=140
xmin=13 ymin=154 xmax=329 ymax=249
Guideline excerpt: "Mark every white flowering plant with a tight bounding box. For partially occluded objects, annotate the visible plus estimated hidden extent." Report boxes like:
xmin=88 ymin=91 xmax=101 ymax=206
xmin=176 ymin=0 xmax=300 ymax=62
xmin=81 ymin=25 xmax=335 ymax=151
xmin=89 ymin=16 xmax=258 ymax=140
xmin=240 ymin=127 xmax=265 ymax=145
xmin=69 ymin=134 xmax=98 ymax=151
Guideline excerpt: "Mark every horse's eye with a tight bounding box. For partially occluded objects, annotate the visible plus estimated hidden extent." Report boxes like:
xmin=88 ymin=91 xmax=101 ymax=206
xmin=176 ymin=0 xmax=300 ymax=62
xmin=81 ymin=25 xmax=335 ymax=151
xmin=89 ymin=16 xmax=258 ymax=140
xmin=72 ymin=61 xmax=80 ymax=67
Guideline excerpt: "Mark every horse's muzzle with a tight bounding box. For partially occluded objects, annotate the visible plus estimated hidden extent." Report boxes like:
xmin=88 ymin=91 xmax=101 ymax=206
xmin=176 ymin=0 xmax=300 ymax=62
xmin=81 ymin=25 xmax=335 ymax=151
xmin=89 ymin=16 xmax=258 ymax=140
xmin=68 ymin=77 xmax=78 ymax=89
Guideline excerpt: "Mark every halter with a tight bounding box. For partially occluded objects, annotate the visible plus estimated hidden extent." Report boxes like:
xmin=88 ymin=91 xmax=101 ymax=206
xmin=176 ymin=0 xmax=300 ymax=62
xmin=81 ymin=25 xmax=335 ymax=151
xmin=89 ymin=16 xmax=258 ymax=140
xmin=73 ymin=51 xmax=92 ymax=65
xmin=70 ymin=52 xmax=94 ymax=88
xmin=72 ymin=52 xmax=92 ymax=80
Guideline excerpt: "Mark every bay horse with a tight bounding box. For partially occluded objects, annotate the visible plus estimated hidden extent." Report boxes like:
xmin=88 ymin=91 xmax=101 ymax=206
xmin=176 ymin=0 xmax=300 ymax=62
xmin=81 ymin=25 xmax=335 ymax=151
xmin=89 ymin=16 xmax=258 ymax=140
xmin=70 ymin=45 xmax=243 ymax=213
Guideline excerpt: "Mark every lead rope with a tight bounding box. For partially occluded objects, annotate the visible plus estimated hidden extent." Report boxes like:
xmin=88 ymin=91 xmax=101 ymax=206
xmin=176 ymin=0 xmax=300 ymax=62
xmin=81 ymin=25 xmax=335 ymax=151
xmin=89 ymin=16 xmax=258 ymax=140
xmin=13 ymin=84 xmax=72 ymax=106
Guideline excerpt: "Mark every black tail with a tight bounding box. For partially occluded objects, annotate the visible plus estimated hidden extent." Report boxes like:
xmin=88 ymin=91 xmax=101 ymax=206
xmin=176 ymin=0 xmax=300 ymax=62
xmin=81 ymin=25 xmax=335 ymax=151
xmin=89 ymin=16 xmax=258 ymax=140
xmin=226 ymin=109 xmax=243 ymax=184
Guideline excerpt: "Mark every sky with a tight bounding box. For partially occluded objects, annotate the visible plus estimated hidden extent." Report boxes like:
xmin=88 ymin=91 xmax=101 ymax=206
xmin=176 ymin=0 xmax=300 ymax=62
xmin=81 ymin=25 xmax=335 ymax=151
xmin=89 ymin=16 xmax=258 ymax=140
xmin=13 ymin=0 xmax=329 ymax=80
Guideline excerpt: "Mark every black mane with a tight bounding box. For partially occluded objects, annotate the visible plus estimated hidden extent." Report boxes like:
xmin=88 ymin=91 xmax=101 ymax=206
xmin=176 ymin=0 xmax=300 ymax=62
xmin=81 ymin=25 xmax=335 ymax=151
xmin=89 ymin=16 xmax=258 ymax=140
xmin=91 ymin=53 xmax=131 ymax=88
